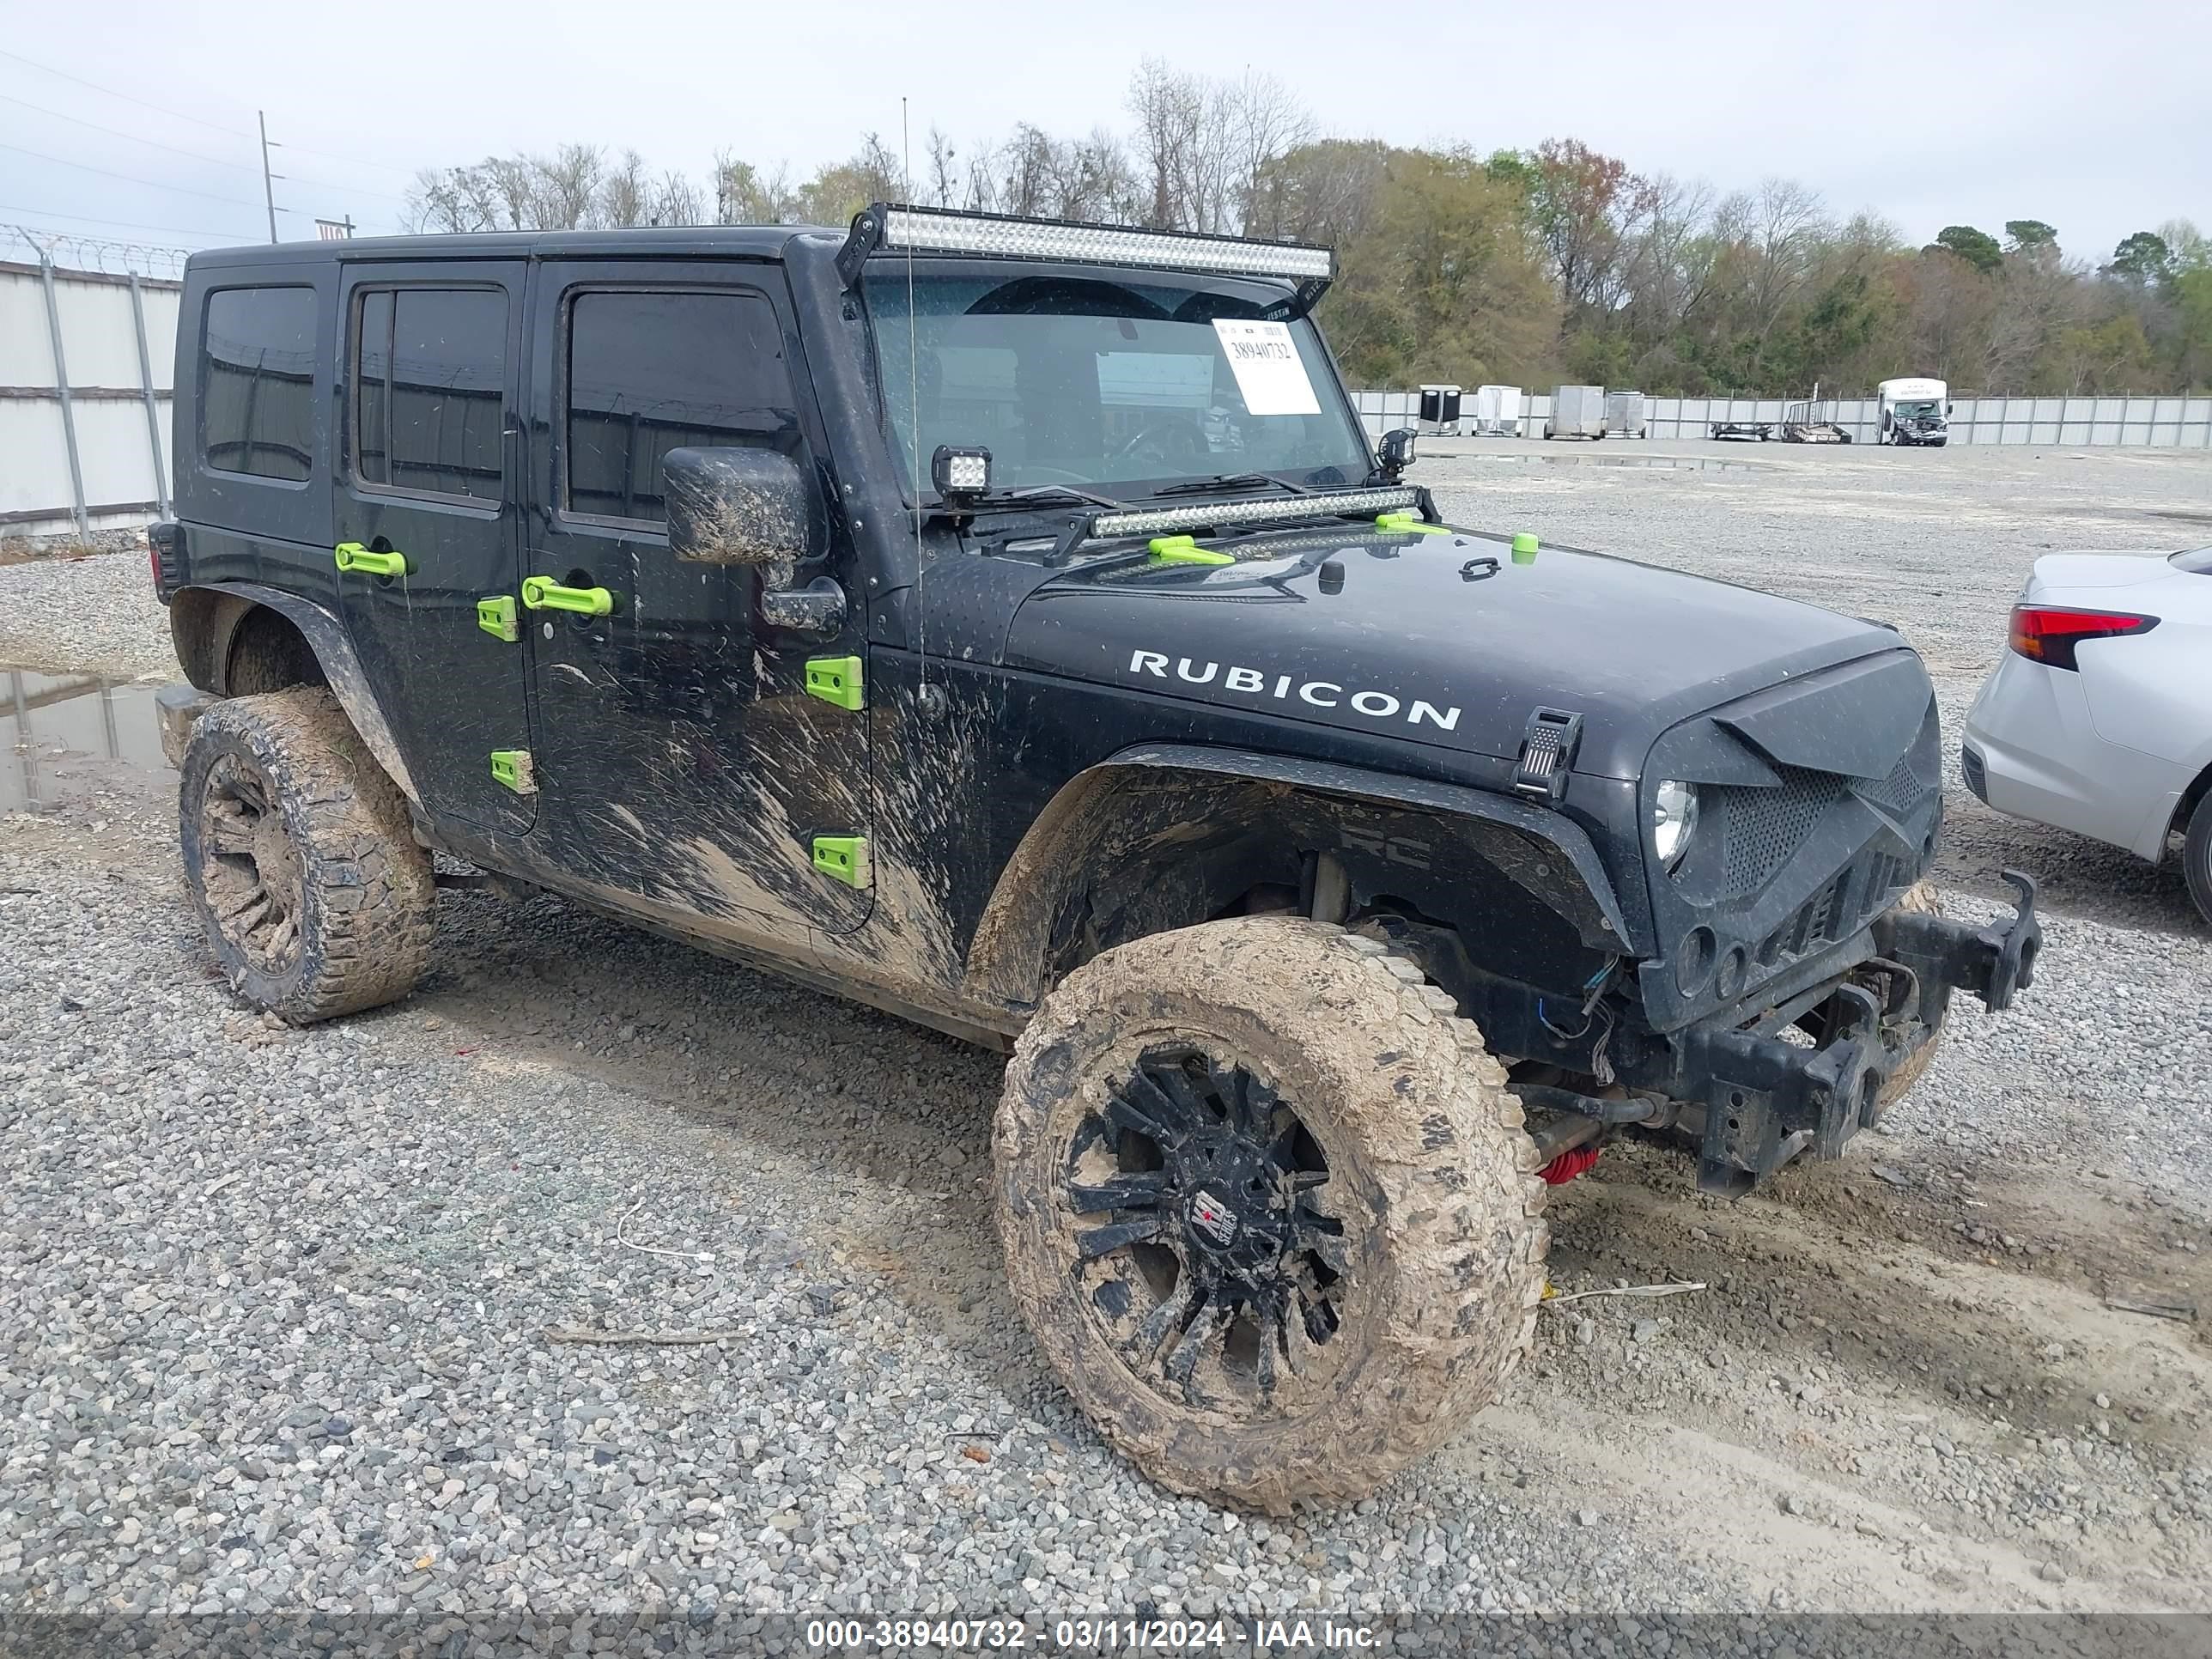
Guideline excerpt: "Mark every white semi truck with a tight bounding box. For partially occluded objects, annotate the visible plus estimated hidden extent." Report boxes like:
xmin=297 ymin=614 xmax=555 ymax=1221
xmin=1877 ymin=377 xmax=1951 ymax=447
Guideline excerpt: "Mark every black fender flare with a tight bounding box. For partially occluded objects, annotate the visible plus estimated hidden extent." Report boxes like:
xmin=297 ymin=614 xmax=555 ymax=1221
xmin=964 ymin=741 xmax=1633 ymax=1004
xmin=179 ymin=581 xmax=420 ymax=806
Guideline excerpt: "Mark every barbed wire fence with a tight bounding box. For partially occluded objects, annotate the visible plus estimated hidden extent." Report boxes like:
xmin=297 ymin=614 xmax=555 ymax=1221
xmin=1 ymin=224 xmax=192 ymax=281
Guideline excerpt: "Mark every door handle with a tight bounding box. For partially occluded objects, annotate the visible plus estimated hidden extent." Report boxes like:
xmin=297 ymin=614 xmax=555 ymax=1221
xmin=335 ymin=542 xmax=411 ymax=577
xmin=521 ymin=575 xmax=615 ymax=617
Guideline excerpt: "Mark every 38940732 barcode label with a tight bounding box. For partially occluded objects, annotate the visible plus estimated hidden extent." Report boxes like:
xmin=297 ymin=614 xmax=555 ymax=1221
xmin=1212 ymin=319 xmax=1321 ymax=416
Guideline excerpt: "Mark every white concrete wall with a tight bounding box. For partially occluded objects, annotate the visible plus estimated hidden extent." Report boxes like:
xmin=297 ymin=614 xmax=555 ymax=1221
xmin=0 ymin=260 xmax=179 ymax=538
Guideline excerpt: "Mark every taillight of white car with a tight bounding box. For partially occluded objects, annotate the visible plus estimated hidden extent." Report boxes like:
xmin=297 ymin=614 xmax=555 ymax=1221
xmin=2007 ymin=605 xmax=2160 ymax=671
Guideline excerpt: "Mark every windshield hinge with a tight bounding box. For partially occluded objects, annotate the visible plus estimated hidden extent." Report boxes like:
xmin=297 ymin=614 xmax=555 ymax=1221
xmin=1513 ymin=708 xmax=1584 ymax=803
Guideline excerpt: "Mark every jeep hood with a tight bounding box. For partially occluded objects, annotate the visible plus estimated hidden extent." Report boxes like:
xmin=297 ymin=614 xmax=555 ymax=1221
xmin=1000 ymin=525 xmax=1909 ymax=778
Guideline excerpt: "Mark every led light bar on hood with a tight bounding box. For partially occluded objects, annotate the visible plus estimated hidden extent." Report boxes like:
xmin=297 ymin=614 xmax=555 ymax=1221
xmin=1085 ymin=486 xmax=1423 ymax=544
xmin=836 ymin=202 xmax=1334 ymax=298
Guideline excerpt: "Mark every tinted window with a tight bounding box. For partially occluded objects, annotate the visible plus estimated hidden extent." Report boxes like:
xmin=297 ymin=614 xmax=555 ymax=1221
xmin=565 ymin=290 xmax=799 ymax=524
xmin=354 ymin=287 xmax=507 ymax=500
xmin=202 ymin=287 xmax=317 ymax=481
xmin=2173 ymin=547 xmax=2212 ymax=575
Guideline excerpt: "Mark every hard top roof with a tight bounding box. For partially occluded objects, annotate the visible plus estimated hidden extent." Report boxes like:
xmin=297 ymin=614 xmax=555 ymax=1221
xmin=185 ymin=224 xmax=840 ymax=270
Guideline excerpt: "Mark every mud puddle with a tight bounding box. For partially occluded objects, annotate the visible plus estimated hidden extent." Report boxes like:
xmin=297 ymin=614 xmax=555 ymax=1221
xmin=2 ymin=667 xmax=169 ymax=814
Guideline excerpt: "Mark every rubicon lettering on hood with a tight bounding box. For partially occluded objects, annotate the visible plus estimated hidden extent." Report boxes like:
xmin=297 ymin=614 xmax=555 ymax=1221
xmin=1127 ymin=650 xmax=1462 ymax=731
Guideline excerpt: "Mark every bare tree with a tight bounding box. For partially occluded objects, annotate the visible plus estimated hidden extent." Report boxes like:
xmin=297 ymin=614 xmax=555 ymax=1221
xmin=714 ymin=154 xmax=794 ymax=224
xmin=923 ymin=127 xmax=963 ymax=209
xmin=598 ymin=149 xmax=652 ymax=228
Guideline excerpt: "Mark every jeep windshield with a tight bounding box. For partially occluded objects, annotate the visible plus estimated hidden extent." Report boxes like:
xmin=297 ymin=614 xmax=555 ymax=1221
xmin=865 ymin=271 xmax=1371 ymax=502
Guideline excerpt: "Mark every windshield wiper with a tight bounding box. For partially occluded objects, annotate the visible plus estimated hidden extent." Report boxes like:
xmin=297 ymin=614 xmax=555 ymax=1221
xmin=1146 ymin=471 xmax=1314 ymax=500
xmin=931 ymin=483 xmax=1128 ymax=516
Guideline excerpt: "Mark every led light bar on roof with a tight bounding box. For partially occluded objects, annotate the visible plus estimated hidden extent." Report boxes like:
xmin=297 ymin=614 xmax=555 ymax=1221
xmin=1086 ymin=487 xmax=1421 ymax=544
xmin=838 ymin=202 xmax=1334 ymax=289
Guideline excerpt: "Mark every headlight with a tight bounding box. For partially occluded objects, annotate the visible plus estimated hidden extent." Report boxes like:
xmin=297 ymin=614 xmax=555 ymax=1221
xmin=1652 ymin=779 xmax=1699 ymax=871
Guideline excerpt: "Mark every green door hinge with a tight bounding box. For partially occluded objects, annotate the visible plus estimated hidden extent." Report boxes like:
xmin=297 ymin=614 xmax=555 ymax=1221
xmin=805 ymin=654 xmax=865 ymax=711
xmin=334 ymin=541 xmax=411 ymax=576
xmin=1148 ymin=534 xmax=1234 ymax=566
xmin=1375 ymin=511 xmax=1449 ymax=536
xmin=477 ymin=595 xmax=520 ymax=641
xmin=811 ymin=835 xmax=870 ymax=888
xmin=489 ymin=749 xmax=538 ymax=794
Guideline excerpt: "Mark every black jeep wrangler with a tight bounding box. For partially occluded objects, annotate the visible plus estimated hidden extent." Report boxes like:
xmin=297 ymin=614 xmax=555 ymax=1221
xmin=151 ymin=204 xmax=2040 ymax=1513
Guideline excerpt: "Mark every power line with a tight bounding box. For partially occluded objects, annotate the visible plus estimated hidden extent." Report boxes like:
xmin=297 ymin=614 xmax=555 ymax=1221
xmin=0 ymin=139 xmax=279 ymax=210
xmin=0 ymin=89 xmax=266 ymax=175
xmin=0 ymin=202 xmax=245 ymax=240
xmin=258 ymin=136 xmax=432 ymax=180
xmin=0 ymin=90 xmax=415 ymax=203
xmin=0 ymin=46 xmax=255 ymax=142
xmin=0 ymin=46 xmax=439 ymax=182
xmin=268 ymin=166 xmax=408 ymax=205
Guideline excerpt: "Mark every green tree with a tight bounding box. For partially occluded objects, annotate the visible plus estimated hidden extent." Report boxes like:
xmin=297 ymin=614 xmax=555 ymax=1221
xmin=1933 ymin=225 xmax=2004 ymax=273
xmin=2175 ymin=267 xmax=2212 ymax=389
xmin=1321 ymin=147 xmax=1556 ymax=388
xmin=2106 ymin=230 xmax=2174 ymax=285
xmin=2003 ymin=220 xmax=2057 ymax=254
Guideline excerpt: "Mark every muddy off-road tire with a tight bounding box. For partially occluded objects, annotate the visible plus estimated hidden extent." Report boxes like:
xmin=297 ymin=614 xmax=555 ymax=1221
xmin=1874 ymin=878 xmax=1945 ymax=1109
xmin=179 ymin=688 xmax=434 ymax=1024
xmin=994 ymin=916 xmax=1548 ymax=1513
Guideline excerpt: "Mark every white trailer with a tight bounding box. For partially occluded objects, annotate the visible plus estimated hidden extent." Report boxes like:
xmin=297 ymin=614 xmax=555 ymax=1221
xmin=1472 ymin=385 xmax=1522 ymax=436
xmin=1545 ymin=385 xmax=1607 ymax=440
xmin=1603 ymin=389 xmax=1649 ymax=438
xmin=1416 ymin=384 xmax=1463 ymax=436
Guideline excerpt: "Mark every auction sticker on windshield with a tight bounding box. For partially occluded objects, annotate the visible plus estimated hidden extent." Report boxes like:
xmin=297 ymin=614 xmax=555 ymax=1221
xmin=1213 ymin=319 xmax=1321 ymax=416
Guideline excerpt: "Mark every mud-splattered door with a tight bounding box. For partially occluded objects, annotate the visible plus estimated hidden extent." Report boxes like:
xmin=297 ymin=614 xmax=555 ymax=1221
xmin=519 ymin=261 xmax=872 ymax=940
xmin=332 ymin=263 xmax=535 ymax=835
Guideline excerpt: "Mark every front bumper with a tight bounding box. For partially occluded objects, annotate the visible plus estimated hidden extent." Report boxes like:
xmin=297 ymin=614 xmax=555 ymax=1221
xmin=1620 ymin=873 xmax=2042 ymax=1195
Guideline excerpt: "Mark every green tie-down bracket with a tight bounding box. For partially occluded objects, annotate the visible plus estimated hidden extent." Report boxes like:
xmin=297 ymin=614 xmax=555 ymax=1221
xmin=811 ymin=835 xmax=870 ymax=889
xmin=489 ymin=749 xmax=538 ymax=794
xmin=805 ymin=655 xmax=865 ymax=711
xmin=477 ymin=595 xmax=520 ymax=641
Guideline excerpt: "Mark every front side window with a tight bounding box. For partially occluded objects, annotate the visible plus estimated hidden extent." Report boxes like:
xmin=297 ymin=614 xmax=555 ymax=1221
xmin=202 ymin=286 xmax=317 ymax=482
xmin=564 ymin=289 xmax=799 ymax=526
xmin=353 ymin=287 xmax=507 ymax=501
xmin=865 ymin=272 xmax=1370 ymax=497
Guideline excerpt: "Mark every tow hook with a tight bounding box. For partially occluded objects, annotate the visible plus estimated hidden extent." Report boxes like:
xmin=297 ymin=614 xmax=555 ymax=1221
xmin=1979 ymin=869 xmax=2042 ymax=1012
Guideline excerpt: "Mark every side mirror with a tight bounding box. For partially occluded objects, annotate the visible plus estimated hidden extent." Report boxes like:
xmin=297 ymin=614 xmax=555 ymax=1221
xmin=664 ymin=447 xmax=823 ymax=571
xmin=1947 ymin=402 xmax=1955 ymax=416
xmin=664 ymin=446 xmax=845 ymax=635
xmin=1376 ymin=426 xmax=1418 ymax=478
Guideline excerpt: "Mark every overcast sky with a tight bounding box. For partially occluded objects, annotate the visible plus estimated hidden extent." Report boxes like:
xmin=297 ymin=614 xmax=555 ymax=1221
xmin=1 ymin=0 xmax=2201 ymax=262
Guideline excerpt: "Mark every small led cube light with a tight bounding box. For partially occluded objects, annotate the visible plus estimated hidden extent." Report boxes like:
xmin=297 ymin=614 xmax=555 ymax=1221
xmin=931 ymin=444 xmax=993 ymax=502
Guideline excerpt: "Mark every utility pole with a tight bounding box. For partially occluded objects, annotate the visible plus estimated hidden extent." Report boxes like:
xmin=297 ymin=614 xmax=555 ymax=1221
xmin=258 ymin=111 xmax=283 ymax=243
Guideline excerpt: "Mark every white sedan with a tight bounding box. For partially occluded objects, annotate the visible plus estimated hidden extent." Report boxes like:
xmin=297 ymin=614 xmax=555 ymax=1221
xmin=1962 ymin=546 xmax=2212 ymax=924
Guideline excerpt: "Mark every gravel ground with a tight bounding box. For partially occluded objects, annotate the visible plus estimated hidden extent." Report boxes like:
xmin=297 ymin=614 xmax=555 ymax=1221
xmin=0 ymin=550 xmax=173 ymax=683
xmin=1 ymin=443 xmax=2209 ymax=1640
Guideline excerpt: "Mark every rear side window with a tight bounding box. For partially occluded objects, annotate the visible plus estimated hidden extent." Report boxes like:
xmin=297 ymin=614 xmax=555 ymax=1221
xmin=564 ymin=289 xmax=799 ymax=525
xmin=202 ymin=287 xmax=317 ymax=482
xmin=353 ymin=287 xmax=507 ymax=501
xmin=2174 ymin=547 xmax=2212 ymax=575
